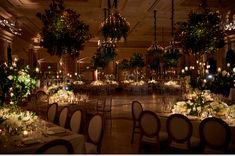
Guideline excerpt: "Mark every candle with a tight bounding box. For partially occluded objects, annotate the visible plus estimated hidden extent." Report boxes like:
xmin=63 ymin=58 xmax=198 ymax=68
xmin=23 ymin=130 xmax=28 ymax=136
xmin=217 ymin=67 xmax=221 ymax=72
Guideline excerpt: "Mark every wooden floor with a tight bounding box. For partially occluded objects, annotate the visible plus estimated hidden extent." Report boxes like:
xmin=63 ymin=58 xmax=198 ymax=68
xmin=100 ymin=93 xmax=179 ymax=154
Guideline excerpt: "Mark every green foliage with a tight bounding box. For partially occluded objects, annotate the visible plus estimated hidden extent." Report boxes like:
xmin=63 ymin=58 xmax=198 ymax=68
xmin=175 ymin=10 xmax=225 ymax=55
xmin=186 ymin=68 xmax=235 ymax=97
xmin=118 ymin=59 xmax=130 ymax=70
xmin=36 ymin=0 xmax=91 ymax=58
xmin=100 ymin=11 xmax=130 ymax=41
xmin=163 ymin=47 xmax=182 ymax=67
xmin=129 ymin=53 xmax=145 ymax=69
xmin=0 ymin=63 xmax=40 ymax=107
xmin=92 ymin=41 xmax=117 ymax=69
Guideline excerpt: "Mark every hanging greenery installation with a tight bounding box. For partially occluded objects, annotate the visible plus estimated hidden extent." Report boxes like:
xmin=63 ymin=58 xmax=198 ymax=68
xmin=174 ymin=2 xmax=225 ymax=55
xmin=36 ymin=0 xmax=91 ymax=58
xmin=92 ymin=40 xmax=117 ymax=69
xmin=163 ymin=45 xmax=182 ymax=67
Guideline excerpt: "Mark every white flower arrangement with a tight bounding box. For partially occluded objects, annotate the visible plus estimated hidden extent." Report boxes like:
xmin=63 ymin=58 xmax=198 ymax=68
xmin=90 ymin=80 xmax=106 ymax=86
xmin=148 ymin=79 xmax=158 ymax=84
xmin=49 ymin=89 xmax=75 ymax=104
xmin=172 ymin=90 xmax=233 ymax=118
xmin=0 ymin=107 xmax=38 ymax=134
xmin=130 ymin=80 xmax=146 ymax=86
xmin=105 ymin=80 xmax=119 ymax=85
xmin=73 ymin=81 xmax=84 ymax=85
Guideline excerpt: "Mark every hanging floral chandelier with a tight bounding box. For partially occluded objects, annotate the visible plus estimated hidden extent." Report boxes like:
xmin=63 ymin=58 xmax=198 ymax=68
xmin=147 ymin=43 xmax=164 ymax=56
xmin=92 ymin=40 xmax=117 ymax=69
xmin=100 ymin=0 xmax=130 ymax=41
xmin=147 ymin=10 xmax=164 ymax=56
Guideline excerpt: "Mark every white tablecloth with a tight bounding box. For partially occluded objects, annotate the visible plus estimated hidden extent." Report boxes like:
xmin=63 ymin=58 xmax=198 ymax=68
xmin=0 ymin=120 xmax=85 ymax=154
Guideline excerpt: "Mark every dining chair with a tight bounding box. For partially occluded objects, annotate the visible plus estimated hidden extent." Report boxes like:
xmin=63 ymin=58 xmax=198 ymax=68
xmin=96 ymin=97 xmax=106 ymax=115
xmin=35 ymin=139 xmax=74 ymax=154
xmin=166 ymin=114 xmax=200 ymax=153
xmin=85 ymin=114 xmax=103 ymax=154
xmin=59 ymin=106 xmax=69 ymax=128
xmin=70 ymin=109 xmax=82 ymax=134
xmin=85 ymin=99 xmax=98 ymax=122
xmin=131 ymin=100 xmax=143 ymax=144
xmin=97 ymin=96 xmax=112 ymax=131
xmin=36 ymin=90 xmax=49 ymax=113
xmin=47 ymin=102 xmax=58 ymax=123
xmin=103 ymin=96 xmax=112 ymax=131
xmin=199 ymin=117 xmax=232 ymax=153
xmin=138 ymin=110 xmax=168 ymax=153
xmin=36 ymin=90 xmax=49 ymax=103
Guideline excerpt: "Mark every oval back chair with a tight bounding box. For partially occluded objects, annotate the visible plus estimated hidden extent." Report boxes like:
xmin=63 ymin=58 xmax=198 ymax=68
xmin=199 ymin=117 xmax=231 ymax=153
xmin=131 ymin=100 xmax=143 ymax=144
xmin=35 ymin=139 xmax=74 ymax=154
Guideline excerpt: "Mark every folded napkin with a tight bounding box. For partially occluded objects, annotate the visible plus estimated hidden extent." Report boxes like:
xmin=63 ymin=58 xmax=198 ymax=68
xmin=22 ymin=137 xmax=41 ymax=145
xmin=46 ymin=127 xmax=66 ymax=135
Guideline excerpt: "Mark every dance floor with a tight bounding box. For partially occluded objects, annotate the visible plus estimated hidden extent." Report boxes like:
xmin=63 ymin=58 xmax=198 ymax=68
xmin=101 ymin=93 xmax=178 ymax=153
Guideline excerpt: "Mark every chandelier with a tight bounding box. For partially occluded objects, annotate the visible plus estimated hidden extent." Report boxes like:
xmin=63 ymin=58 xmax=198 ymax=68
xmin=100 ymin=0 xmax=130 ymax=41
xmin=0 ymin=16 xmax=22 ymax=35
xmin=147 ymin=10 xmax=164 ymax=54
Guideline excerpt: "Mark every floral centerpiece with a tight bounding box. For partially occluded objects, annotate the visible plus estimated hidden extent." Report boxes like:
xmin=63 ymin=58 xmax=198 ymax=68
xmin=172 ymin=90 xmax=234 ymax=119
xmin=47 ymin=82 xmax=74 ymax=95
xmin=148 ymin=79 xmax=158 ymax=84
xmin=49 ymin=89 xmax=75 ymax=104
xmin=130 ymin=80 xmax=146 ymax=86
xmin=105 ymin=74 xmax=118 ymax=85
xmin=90 ymin=80 xmax=107 ymax=86
xmin=73 ymin=81 xmax=84 ymax=85
xmin=0 ymin=107 xmax=38 ymax=135
xmin=164 ymin=80 xmax=181 ymax=88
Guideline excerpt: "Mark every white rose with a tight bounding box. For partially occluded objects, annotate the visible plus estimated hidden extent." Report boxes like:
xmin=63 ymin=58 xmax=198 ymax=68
xmin=197 ymin=107 xmax=201 ymax=112
xmin=7 ymin=75 xmax=13 ymax=80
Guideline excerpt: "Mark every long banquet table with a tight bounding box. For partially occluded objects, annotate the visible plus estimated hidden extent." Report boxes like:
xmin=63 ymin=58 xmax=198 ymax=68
xmin=0 ymin=118 xmax=85 ymax=154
